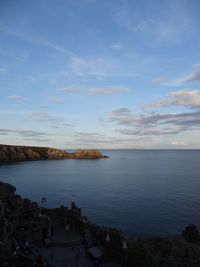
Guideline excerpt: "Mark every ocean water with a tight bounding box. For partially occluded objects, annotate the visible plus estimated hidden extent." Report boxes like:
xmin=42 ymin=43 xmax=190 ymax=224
xmin=0 ymin=149 xmax=200 ymax=237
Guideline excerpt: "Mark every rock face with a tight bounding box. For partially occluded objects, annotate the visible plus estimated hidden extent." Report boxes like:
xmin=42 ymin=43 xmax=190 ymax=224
xmin=127 ymin=236 xmax=200 ymax=267
xmin=0 ymin=144 xmax=106 ymax=162
xmin=0 ymin=182 xmax=16 ymax=199
xmin=69 ymin=149 xmax=107 ymax=159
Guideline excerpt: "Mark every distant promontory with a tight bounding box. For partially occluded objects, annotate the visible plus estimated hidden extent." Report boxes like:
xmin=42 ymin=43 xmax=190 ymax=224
xmin=0 ymin=144 xmax=108 ymax=162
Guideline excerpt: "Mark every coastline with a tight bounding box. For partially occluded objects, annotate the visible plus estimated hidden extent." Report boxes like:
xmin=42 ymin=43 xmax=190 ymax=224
xmin=0 ymin=144 xmax=108 ymax=163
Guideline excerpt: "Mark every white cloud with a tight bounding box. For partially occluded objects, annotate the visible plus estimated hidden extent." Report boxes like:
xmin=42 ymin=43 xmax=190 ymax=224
xmin=171 ymin=141 xmax=187 ymax=146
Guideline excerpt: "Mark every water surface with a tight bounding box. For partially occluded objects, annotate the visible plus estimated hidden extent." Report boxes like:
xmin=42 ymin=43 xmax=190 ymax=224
xmin=0 ymin=149 xmax=200 ymax=237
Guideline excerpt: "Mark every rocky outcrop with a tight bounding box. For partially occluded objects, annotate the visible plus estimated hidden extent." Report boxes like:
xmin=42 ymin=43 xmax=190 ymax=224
xmin=0 ymin=182 xmax=16 ymax=199
xmin=0 ymin=145 xmax=106 ymax=162
xmin=83 ymin=223 xmax=200 ymax=267
xmin=126 ymin=235 xmax=200 ymax=267
xmin=69 ymin=149 xmax=107 ymax=159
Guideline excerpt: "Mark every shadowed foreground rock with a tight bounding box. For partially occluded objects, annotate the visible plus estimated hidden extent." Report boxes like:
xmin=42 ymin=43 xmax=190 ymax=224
xmin=0 ymin=144 xmax=107 ymax=162
xmin=1 ymin=181 xmax=200 ymax=267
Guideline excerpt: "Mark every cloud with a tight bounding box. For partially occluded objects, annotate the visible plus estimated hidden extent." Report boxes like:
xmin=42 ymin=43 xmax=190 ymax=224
xmin=112 ymin=108 xmax=131 ymax=114
xmin=36 ymin=104 xmax=50 ymax=110
xmin=0 ymin=129 xmax=53 ymax=143
xmin=177 ymin=70 xmax=200 ymax=84
xmin=116 ymin=127 xmax=181 ymax=136
xmin=0 ymin=24 xmax=66 ymax=53
xmin=114 ymin=0 xmax=191 ymax=43
xmin=171 ymin=141 xmax=187 ymax=146
xmin=0 ymin=68 xmax=7 ymax=74
xmin=0 ymin=129 xmax=49 ymax=137
xmin=31 ymin=112 xmax=63 ymax=123
xmin=70 ymin=56 xmax=106 ymax=76
xmin=57 ymin=86 xmax=128 ymax=96
xmin=8 ymin=95 xmax=26 ymax=101
xmin=152 ymin=67 xmax=200 ymax=87
xmin=70 ymin=132 xmax=150 ymax=148
xmin=66 ymin=53 xmax=146 ymax=80
xmin=147 ymin=89 xmax=200 ymax=109
xmin=57 ymin=86 xmax=82 ymax=93
xmin=193 ymin=63 xmax=200 ymax=69
xmin=110 ymin=43 xmax=125 ymax=50
xmin=49 ymin=97 xmax=64 ymax=105
xmin=151 ymin=76 xmax=170 ymax=86
xmin=109 ymin=107 xmax=200 ymax=136
xmin=88 ymin=87 xmax=128 ymax=96
xmin=30 ymin=112 xmax=72 ymax=127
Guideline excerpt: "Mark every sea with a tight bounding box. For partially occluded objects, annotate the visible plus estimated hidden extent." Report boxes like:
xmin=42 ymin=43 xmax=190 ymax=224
xmin=0 ymin=149 xmax=200 ymax=238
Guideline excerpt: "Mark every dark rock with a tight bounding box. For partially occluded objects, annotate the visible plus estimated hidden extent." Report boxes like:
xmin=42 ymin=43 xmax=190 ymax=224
xmin=0 ymin=182 xmax=16 ymax=199
xmin=182 ymin=224 xmax=200 ymax=243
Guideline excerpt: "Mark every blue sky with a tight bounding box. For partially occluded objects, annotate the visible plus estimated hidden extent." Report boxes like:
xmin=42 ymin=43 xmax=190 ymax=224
xmin=0 ymin=0 xmax=200 ymax=149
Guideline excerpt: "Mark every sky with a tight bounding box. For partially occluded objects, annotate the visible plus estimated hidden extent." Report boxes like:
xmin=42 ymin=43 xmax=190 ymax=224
xmin=0 ymin=0 xmax=200 ymax=149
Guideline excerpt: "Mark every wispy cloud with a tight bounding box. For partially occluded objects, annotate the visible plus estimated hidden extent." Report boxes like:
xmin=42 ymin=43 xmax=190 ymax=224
xmin=0 ymin=68 xmax=7 ymax=74
xmin=0 ymin=24 xmax=66 ymax=53
xmin=0 ymin=128 xmax=53 ymax=143
xmin=88 ymin=87 xmax=128 ymax=96
xmin=57 ymin=85 xmax=128 ymax=96
xmin=177 ymin=70 xmax=200 ymax=84
xmin=30 ymin=112 xmax=72 ymax=127
xmin=8 ymin=95 xmax=26 ymax=101
xmin=36 ymin=104 xmax=50 ymax=110
xmin=70 ymin=131 xmax=150 ymax=149
xmin=110 ymin=43 xmax=126 ymax=50
xmin=70 ymin=56 xmax=106 ymax=76
xmin=152 ymin=65 xmax=200 ymax=86
xmin=146 ymin=89 xmax=200 ymax=109
xmin=115 ymin=0 xmax=191 ymax=43
xmin=58 ymin=86 xmax=82 ymax=93
xmin=0 ymin=128 xmax=50 ymax=137
xmin=151 ymin=76 xmax=170 ymax=86
xmin=49 ymin=97 xmax=64 ymax=105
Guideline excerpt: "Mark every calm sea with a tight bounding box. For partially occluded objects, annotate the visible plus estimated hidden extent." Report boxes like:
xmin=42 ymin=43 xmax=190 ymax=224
xmin=0 ymin=149 xmax=200 ymax=237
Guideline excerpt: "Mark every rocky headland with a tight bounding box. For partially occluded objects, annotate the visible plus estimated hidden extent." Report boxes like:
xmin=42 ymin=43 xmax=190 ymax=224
xmin=0 ymin=144 xmax=107 ymax=162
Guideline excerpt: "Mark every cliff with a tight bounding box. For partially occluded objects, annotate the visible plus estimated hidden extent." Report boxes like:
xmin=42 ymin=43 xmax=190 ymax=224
xmin=0 ymin=145 xmax=106 ymax=162
xmin=69 ymin=149 xmax=107 ymax=159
